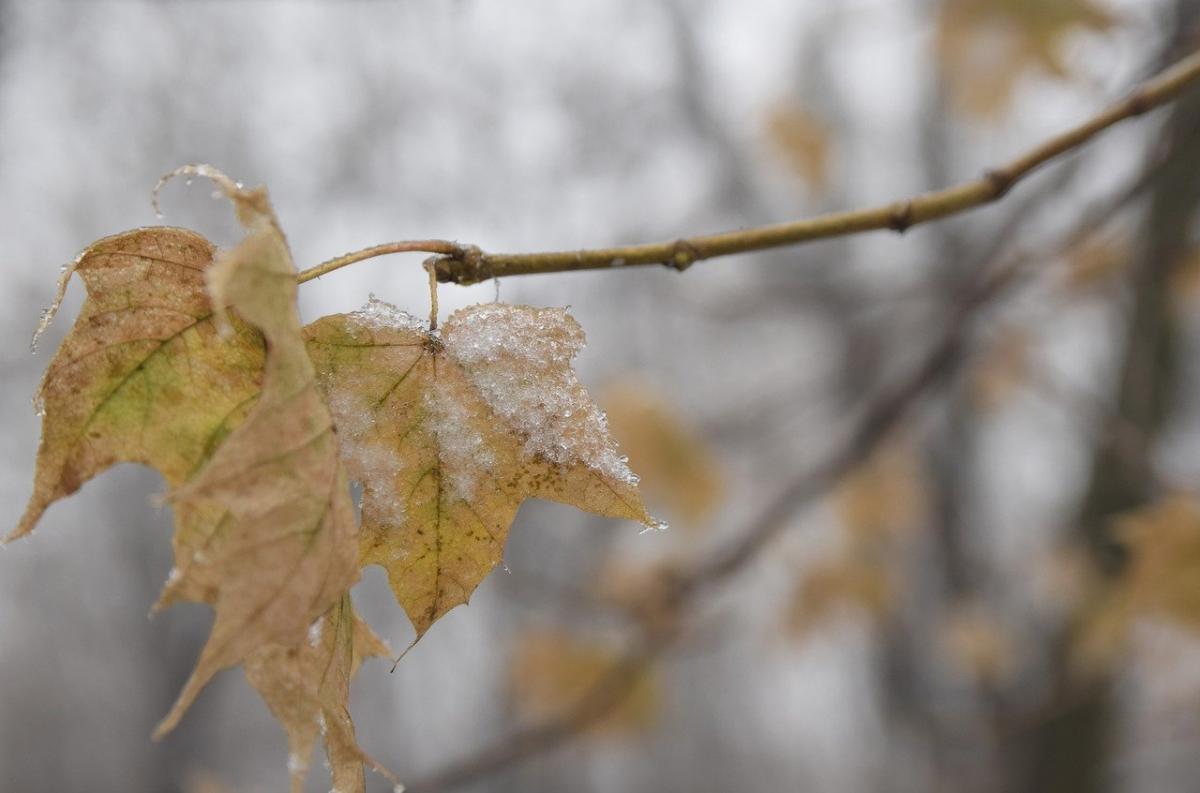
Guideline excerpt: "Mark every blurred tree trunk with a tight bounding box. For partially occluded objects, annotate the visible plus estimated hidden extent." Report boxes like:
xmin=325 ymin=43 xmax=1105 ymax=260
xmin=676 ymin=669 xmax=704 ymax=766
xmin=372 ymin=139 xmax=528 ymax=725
xmin=1024 ymin=6 xmax=1200 ymax=792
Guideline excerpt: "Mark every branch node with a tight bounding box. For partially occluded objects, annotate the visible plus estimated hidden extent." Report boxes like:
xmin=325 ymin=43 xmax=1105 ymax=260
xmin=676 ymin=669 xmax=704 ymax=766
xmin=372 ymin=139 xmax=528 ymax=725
xmin=984 ymin=169 xmax=1015 ymax=198
xmin=888 ymin=201 xmax=915 ymax=233
xmin=1126 ymin=89 xmax=1152 ymax=116
xmin=667 ymin=240 xmax=700 ymax=272
xmin=433 ymin=244 xmax=487 ymax=284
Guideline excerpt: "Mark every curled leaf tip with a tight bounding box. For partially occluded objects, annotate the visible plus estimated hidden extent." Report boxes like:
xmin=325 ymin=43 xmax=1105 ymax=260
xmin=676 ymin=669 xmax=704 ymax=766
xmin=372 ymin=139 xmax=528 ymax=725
xmin=152 ymin=163 xmax=252 ymax=219
xmin=30 ymin=253 xmax=84 ymax=355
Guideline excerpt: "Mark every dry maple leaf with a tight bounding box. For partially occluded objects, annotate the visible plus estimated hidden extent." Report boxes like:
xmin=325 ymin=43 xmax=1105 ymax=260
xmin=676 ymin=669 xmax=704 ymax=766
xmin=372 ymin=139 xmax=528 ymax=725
xmin=8 ymin=211 xmax=376 ymax=786
xmin=8 ymin=226 xmax=264 ymax=544
xmin=153 ymin=171 xmax=360 ymax=739
xmin=305 ymin=297 xmax=656 ymax=639
xmin=244 ymin=595 xmax=391 ymax=793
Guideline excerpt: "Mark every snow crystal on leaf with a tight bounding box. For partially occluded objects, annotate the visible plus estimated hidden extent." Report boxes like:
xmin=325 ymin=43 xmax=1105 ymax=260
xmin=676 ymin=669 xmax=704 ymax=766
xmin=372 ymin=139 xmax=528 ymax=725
xmin=327 ymin=387 xmax=406 ymax=524
xmin=444 ymin=304 xmax=637 ymax=486
xmin=423 ymin=378 xmax=496 ymax=501
xmin=307 ymin=615 xmax=325 ymax=648
xmin=350 ymin=294 xmax=428 ymax=334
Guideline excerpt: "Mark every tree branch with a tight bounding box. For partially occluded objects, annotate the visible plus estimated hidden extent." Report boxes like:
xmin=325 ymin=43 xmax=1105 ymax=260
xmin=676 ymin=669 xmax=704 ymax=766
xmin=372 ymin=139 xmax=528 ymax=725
xmin=294 ymin=48 xmax=1200 ymax=287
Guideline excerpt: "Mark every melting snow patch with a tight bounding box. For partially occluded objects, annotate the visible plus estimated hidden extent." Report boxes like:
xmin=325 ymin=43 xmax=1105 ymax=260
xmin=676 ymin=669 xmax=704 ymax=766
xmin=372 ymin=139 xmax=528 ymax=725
xmin=444 ymin=304 xmax=638 ymax=486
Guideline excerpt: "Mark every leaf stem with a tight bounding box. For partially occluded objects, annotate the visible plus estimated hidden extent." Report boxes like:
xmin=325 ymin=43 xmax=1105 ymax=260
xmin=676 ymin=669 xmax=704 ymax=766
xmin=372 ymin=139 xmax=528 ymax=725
xmin=296 ymin=240 xmax=465 ymax=283
xmin=424 ymin=258 xmax=440 ymax=331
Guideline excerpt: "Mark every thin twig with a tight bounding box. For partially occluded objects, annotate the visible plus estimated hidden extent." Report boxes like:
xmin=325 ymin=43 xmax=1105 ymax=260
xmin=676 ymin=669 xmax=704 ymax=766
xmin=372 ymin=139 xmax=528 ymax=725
xmin=292 ymin=49 xmax=1200 ymax=287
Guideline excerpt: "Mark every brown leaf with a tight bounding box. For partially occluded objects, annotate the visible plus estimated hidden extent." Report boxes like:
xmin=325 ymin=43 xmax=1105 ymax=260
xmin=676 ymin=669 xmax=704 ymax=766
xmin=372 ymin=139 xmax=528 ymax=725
xmin=305 ymin=299 xmax=655 ymax=639
xmin=244 ymin=595 xmax=390 ymax=793
xmin=13 ymin=170 xmax=378 ymax=790
xmin=9 ymin=227 xmax=264 ymax=544
xmin=154 ymin=173 xmax=360 ymax=738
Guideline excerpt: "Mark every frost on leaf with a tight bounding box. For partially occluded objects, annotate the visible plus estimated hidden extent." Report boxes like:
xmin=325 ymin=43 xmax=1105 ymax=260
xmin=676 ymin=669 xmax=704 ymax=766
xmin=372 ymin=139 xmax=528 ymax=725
xmin=245 ymin=595 xmax=390 ymax=793
xmin=154 ymin=175 xmax=360 ymax=739
xmin=305 ymin=299 xmax=654 ymax=639
xmin=9 ymin=227 xmax=265 ymax=544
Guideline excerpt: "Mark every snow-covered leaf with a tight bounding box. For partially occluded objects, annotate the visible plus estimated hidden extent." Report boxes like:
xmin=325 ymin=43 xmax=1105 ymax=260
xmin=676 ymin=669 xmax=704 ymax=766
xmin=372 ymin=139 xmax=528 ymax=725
xmin=306 ymin=299 xmax=656 ymax=639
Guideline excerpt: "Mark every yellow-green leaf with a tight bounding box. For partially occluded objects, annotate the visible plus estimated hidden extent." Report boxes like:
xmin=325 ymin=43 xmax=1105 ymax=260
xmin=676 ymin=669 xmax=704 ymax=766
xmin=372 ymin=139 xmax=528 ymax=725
xmin=305 ymin=299 xmax=654 ymax=639
xmin=9 ymin=227 xmax=264 ymax=544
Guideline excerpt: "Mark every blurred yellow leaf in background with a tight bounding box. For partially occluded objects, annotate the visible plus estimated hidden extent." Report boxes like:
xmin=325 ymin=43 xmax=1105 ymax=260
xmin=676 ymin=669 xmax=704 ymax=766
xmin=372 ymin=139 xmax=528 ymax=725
xmin=765 ymin=104 xmax=832 ymax=194
xmin=509 ymin=629 xmax=659 ymax=736
xmin=786 ymin=442 xmax=926 ymax=638
xmin=1061 ymin=231 xmax=1133 ymax=292
xmin=604 ymin=378 xmax=724 ymax=529
xmin=786 ymin=555 xmax=893 ymax=638
xmin=1116 ymin=496 xmax=1200 ymax=629
xmin=939 ymin=602 xmax=1018 ymax=684
xmin=937 ymin=0 xmax=1116 ymax=116
xmin=1074 ymin=498 xmax=1200 ymax=675
xmin=835 ymin=441 xmax=926 ymax=542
